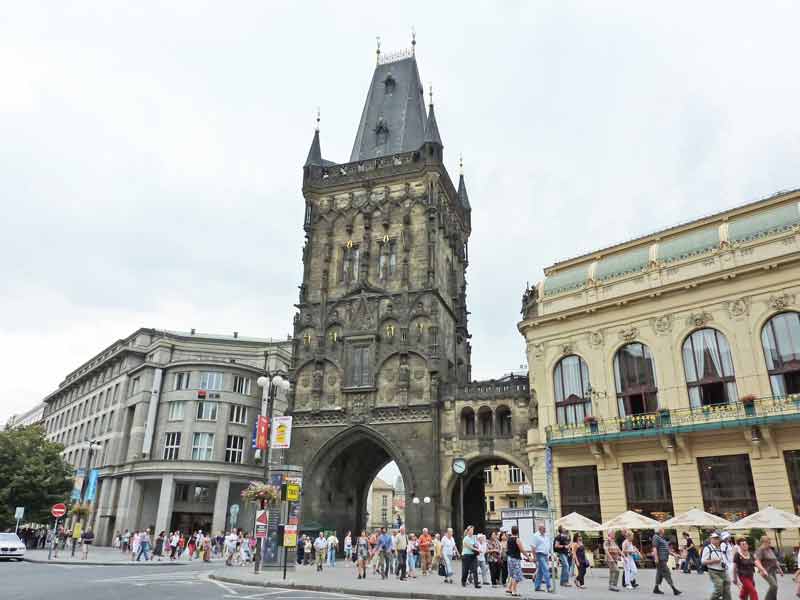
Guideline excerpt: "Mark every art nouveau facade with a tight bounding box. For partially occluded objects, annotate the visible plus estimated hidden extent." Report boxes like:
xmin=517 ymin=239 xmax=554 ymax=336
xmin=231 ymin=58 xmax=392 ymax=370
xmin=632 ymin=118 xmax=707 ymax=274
xmin=519 ymin=189 xmax=800 ymax=535
xmin=41 ymin=328 xmax=291 ymax=544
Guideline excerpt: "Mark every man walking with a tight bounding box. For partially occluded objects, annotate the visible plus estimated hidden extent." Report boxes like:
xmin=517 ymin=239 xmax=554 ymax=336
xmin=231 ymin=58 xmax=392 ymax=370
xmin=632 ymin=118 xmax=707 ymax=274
xmin=326 ymin=531 xmax=339 ymax=567
xmin=532 ymin=522 xmax=553 ymax=593
xmin=418 ymin=528 xmax=433 ymax=575
xmin=652 ymin=527 xmax=682 ymax=595
xmin=702 ymin=532 xmax=731 ymax=600
xmin=377 ymin=527 xmax=393 ymax=580
xmin=395 ymin=527 xmax=408 ymax=580
xmin=136 ymin=528 xmax=151 ymax=561
xmin=554 ymin=525 xmax=572 ymax=587
xmin=314 ymin=532 xmax=327 ymax=572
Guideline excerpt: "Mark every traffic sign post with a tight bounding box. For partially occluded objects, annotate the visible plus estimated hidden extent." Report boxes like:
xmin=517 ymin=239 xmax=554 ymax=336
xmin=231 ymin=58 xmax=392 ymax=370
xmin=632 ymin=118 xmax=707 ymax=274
xmin=51 ymin=503 xmax=67 ymax=518
xmin=47 ymin=503 xmax=67 ymax=561
xmin=254 ymin=509 xmax=268 ymax=539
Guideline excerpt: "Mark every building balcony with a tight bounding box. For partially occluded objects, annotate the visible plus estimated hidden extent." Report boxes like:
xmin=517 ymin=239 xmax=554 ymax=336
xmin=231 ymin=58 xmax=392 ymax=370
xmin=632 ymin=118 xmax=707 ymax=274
xmin=545 ymin=394 xmax=800 ymax=446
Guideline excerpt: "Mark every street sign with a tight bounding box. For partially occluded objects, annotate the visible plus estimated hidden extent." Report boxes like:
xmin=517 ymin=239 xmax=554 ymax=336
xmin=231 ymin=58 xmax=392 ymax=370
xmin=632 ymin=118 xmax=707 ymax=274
xmin=283 ymin=524 xmax=297 ymax=548
xmin=286 ymin=483 xmax=300 ymax=502
xmin=51 ymin=503 xmax=67 ymax=518
xmin=15 ymin=507 xmax=24 ymax=520
xmin=255 ymin=509 xmax=268 ymax=539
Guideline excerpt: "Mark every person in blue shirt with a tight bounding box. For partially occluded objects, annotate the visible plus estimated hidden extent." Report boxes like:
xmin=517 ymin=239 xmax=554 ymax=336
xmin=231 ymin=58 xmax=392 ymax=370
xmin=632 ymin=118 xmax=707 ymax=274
xmin=461 ymin=525 xmax=481 ymax=588
xmin=377 ymin=527 xmax=393 ymax=579
xmin=532 ymin=523 xmax=553 ymax=592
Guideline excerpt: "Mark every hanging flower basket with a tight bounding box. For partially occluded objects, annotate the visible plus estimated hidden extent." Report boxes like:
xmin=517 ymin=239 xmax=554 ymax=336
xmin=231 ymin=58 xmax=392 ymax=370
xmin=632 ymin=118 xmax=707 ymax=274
xmin=70 ymin=502 xmax=92 ymax=518
xmin=741 ymin=394 xmax=757 ymax=416
xmin=241 ymin=481 xmax=280 ymax=505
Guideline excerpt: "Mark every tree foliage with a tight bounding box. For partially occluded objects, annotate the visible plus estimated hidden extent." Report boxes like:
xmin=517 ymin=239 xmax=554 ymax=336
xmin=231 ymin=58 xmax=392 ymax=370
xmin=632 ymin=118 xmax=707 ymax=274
xmin=0 ymin=425 xmax=72 ymax=528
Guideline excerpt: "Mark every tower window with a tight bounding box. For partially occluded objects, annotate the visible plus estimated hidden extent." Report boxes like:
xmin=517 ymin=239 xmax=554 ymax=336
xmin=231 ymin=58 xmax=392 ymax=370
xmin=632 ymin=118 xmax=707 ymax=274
xmin=347 ymin=346 xmax=372 ymax=388
xmin=340 ymin=244 xmax=361 ymax=284
xmin=378 ymin=239 xmax=397 ymax=280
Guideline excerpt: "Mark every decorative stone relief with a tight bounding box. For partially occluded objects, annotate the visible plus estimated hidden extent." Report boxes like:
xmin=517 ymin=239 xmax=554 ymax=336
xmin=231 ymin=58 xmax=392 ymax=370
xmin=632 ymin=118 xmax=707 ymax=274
xmin=651 ymin=315 xmax=672 ymax=335
xmin=686 ymin=311 xmax=713 ymax=328
xmin=561 ymin=343 xmax=573 ymax=355
xmin=531 ymin=343 xmax=545 ymax=359
xmin=618 ymin=327 xmax=638 ymax=342
xmin=588 ymin=331 xmax=604 ymax=348
xmin=727 ymin=298 xmax=749 ymax=318
xmin=768 ymin=292 xmax=795 ymax=310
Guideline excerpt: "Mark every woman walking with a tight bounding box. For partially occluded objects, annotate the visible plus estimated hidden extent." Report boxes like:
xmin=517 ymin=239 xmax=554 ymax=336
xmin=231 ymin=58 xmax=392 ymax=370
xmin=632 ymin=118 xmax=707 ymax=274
xmin=499 ymin=531 xmax=509 ymax=585
xmin=733 ymin=538 xmax=762 ymax=600
xmin=356 ymin=530 xmax=370 ymax=579
xmin=571 ymin=533 xmax=589 ymax=589
xmin=441 ymin=528 xmax=457 ymax=584
xmin=505 ymin=525 xmax=527 ymax=597
xmin=344 ymin=531 xmax=353 ymax=564
xmin=754 ymin=536 xmax=783 ymax=600
xmin=604 ymin=529 xmax=622 ymax=592
xmin=487 ymin=530 xmax=502 ymax=586
xmin=461 ymin=526 xmax=480 ymax=589
xmin=622 ymin=530 xmax=639 ymax=590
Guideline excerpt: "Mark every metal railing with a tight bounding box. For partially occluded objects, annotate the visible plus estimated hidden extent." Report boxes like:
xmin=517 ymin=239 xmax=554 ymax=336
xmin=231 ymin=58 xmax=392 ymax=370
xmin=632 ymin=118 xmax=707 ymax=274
xmin=546 ymin=394 xmax=800 ymax=443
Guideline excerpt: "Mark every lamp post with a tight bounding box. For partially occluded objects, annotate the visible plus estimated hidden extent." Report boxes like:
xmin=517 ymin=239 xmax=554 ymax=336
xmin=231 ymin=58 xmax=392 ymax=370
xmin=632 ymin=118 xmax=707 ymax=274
xmin=412 ymin=496 xmax=431 ymax=528
xmin=253 ymin=373 xmax=289 ymax=574
xmin=71 ymin=438 xmax=101 ymax=557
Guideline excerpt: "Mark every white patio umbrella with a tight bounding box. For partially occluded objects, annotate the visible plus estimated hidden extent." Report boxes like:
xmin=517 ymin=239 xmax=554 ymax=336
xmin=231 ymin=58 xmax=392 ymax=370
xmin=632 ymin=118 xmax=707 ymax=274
xmin=556 ymin=512 xmax=603 ymax=532
xmin=601 ymin=510 xmax=661 ymax=531
xmin=662 ymin=508 xmax=731 ymax=529
xmin=725 ymin=505 xmax=800 ymax=552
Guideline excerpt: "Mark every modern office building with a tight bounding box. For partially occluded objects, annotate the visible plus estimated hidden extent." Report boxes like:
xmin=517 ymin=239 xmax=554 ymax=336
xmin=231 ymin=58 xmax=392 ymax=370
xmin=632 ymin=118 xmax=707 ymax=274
xmin=519 ymin=188 xmax=800 ymax=535
xmin=41 ymin=327 xmax=291 ymax=544
xmin=5 ymin=402 xmax=45 ymax=428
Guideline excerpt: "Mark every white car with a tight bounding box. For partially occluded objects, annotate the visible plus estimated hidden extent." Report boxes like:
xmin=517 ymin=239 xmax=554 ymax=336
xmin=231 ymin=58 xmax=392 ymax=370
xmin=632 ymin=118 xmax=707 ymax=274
xmin=0 ymin=533 xmax=26 ymax=560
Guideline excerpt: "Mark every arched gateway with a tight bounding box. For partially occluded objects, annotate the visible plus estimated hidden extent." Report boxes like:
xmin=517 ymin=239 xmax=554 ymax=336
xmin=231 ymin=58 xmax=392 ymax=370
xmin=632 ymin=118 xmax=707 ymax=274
xmin=284 ymin=45 xmax=535 ymax=536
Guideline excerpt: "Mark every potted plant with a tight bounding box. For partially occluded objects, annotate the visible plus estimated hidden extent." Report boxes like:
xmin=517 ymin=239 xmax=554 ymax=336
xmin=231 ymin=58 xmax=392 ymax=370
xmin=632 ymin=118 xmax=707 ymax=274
xmin=584 ymin=414 xmax=599 ymax=433
xmin=741 ymin=394 xmax=757 ymax=416
xmin=69 ymin=502 xmax=92 ymax=519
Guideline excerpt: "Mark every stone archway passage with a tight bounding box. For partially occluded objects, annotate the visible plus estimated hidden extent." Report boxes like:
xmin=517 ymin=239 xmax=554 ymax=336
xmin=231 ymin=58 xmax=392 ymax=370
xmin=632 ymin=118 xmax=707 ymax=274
xmin=301 ymin=426 xmax=415 ymax=538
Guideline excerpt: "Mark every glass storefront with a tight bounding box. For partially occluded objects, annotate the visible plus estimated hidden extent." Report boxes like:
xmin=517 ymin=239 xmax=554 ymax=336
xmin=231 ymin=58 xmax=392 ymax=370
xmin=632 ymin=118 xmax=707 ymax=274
xmin=698 ymin=454 xmax=758 ymax=520
xmin=559 ymin=465 xmax=602 ymax=523
xmin=623 ymin=460 xmax=675 ymax=521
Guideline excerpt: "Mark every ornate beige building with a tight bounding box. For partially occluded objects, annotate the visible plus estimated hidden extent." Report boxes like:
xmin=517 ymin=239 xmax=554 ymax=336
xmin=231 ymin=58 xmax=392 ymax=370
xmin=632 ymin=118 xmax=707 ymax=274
xmin=519 ymin=189 xmax=800 ymax=535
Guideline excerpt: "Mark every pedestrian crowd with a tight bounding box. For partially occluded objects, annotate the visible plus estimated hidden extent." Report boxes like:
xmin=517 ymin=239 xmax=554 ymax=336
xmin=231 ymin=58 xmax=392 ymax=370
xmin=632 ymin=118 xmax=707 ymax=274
xmin=111 ymin=528 xmax=255 ymax=563
xmin=290 ymin=523 xmax=800 ymax=600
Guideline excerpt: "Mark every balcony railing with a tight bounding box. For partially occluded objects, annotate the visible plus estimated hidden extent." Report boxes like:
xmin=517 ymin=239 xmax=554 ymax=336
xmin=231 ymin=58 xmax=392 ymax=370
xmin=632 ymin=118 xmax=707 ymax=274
xmin=546 ymin=394 xmax=800 ymax=445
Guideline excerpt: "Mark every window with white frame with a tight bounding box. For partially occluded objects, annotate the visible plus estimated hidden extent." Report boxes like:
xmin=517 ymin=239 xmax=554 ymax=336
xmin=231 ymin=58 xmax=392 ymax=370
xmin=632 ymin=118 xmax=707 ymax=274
xmin=173 ymin=371 xmax=191 ymax=390
xmin=191 ymin=432 xmax=214 ymax=461
xmin=168 ymin=401 xmax=185 ymax=421
xmin=508 ymin=467 xmax=526 ymax=484
xmin=229 ymin=404 xmax=247 ymax=425
xmin=196 ymin=401 xmax=218 ymax=421
xmin=233 ymin=376 xmax=252 ymax=395
xmin=225 ymin=435 xmax=245 ymax=464
xmin=163 ymin=432 xmax=181 ymax=460
xmin=199 ymin=371 xmax=224 ymax=391
xmin=484 ymin=468 xmax=493 ymax=485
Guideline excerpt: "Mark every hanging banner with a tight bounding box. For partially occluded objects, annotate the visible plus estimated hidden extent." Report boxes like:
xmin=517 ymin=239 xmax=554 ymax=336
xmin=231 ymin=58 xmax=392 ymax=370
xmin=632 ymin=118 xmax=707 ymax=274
xmin=85 ymin=469 xmax=100 ymax=502
xmin=255 ymin=416 xmax=269 ymax=450
xmin=251 ymin=420 xmax=259 ymax=449
xmin=71 ymin=468 xmax=86 ymax=501
xmin=270 ymin=416 xmax=293 ymax=449
xmin=283 ymin=524 xmax=297 ymax=548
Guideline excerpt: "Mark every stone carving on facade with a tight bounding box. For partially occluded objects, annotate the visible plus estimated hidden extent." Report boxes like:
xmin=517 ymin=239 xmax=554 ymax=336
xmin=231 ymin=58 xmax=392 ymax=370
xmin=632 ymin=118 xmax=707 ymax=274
xmin=560 ymin=342 xmax=573 ymax=355
xmin=768 ymin=292 xmax=795 ymax=311
xmin=686 ymin=311 xmax=713 ymax=328
xmin=531 ymin=342 xmax=545 ymax=359
xmin=727 ymin=298 xmax=749 ymax=318
xmin=528 ymin=390 xmax=539 ymax=427
xmin=618 ymin=327 xmax=639 ymax=342
xmin=588 ymin=331 xmax=604 ymax=348
xmin=651 ymin=315 xmax=672 ymax=335
xmin=311 ymin=364 xmax=324 ymax=393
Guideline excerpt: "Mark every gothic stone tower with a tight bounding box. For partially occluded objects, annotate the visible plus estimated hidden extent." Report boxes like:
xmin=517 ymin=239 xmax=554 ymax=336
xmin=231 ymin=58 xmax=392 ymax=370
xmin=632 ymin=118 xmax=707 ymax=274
xmin=286 ymin=47 xmax=472 ymax=534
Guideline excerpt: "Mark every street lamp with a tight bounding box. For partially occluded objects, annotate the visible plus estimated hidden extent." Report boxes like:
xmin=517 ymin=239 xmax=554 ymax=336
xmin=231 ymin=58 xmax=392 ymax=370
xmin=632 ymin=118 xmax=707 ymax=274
xmin=253 ymin=373 xmax=289 ymax=574
xmin=411 ymin=496 xmax=431 ymax=528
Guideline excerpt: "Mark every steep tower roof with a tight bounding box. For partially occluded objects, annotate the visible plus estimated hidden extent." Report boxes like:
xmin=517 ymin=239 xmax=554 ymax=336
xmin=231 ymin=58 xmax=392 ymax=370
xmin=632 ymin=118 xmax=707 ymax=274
xmin=350 ymin=55 xmax=428 ymax=162
xmin=423 ymin=101 xmax=443 ymax=146
xmin=304 ymin=128 xmax=335 ymax=168
xmin=457 ymin=168 xmax=471 ymax=211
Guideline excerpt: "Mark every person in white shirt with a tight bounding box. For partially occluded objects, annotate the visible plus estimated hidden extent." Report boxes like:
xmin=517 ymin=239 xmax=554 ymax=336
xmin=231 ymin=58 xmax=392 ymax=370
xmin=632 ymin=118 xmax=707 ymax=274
xmin=532 ymin=523 xmax=553 ymax=592
xmin=314 ymin=532 xmax=327 ymax=572
xmin=344 ymin=531 xmax=353 ymax=563
xmin=327 ymin=532 xmax=339 ymax=567
xmin=476 ymin=533 xmax=491 ymax=585
xmin=702 ymin=533 xmax=731 ymax=600
xmin=440 ymin=528 xmax=458 ymax=584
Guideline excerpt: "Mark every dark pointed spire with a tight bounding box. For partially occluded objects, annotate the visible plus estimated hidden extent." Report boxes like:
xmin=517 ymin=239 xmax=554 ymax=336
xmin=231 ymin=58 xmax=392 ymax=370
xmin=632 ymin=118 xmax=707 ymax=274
xmin=457 ymin=155 xmax=471 ymax=211
xmin=304 ymin=109 xmax=328 ymax=167
xmin=423 ymin=85 xmax=442 ymax=146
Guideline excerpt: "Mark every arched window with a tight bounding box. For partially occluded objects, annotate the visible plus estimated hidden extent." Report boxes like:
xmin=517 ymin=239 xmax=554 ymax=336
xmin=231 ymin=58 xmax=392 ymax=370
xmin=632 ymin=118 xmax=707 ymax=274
xmin=613 ymin=342 xmax=658 ymax=416
xmin=761 ymin=312 xmax=800 ymax=396
xmin=477 ymin=406 xmax=493 ymax=438
xmin=496 ymin=405 xmax=512 ymax=436
xmin=553 ymin=355 xmax=591 ymax=425
xmin=460 ymin=407 xmax=475 ymax=437
xmin=682 ymin=328 xmax=738 ymax=408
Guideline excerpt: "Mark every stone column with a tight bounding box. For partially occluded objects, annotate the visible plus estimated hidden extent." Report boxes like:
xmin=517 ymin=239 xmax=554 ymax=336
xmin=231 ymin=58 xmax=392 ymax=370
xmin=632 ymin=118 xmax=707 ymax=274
xmin=154 ymin=474 xmax=175 ymax=534
xmin=116 ymin=476 xmax=143 ymax=532
xmin=211 ymin=476 xmax=231 ymax=535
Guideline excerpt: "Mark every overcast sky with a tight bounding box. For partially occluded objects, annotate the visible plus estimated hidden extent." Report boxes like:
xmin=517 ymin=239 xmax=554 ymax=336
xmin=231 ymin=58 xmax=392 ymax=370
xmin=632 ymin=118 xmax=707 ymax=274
xmin=3 ymin=1 xmax=800 ymax=427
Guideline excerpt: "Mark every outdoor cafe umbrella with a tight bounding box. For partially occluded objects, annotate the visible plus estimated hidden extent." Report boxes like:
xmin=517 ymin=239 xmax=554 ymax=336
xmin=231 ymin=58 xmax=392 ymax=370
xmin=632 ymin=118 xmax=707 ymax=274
xmin=555 ymin=512 xmax=603 ymax=532
xmin=661 ymin=508 xmax=731 ymax=544
xmin=601 ymin=510 xmax=661 ymax=531
xmin=725 ymin=505 xmax=800 ymax=553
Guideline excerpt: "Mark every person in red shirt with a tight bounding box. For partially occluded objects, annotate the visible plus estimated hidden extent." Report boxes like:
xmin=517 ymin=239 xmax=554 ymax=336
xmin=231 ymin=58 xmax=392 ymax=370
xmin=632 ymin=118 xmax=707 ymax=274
xmin=418 ymin=528 xmax=433 ymax=575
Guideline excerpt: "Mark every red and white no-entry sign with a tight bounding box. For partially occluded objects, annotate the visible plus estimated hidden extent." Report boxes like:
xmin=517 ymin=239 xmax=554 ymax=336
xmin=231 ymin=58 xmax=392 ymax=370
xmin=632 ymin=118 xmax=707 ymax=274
xmin=51 ymin=503 xmax=67 ymax=518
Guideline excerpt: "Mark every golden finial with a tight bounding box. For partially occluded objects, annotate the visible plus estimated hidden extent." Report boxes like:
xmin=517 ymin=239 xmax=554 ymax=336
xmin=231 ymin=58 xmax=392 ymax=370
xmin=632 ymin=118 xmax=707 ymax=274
xmin=376 ymin=36 xmax=381 ymax=64
xmin=459 ymin=154 xmax=464 ymax=176
xmin=315 ymin=107 xmax=320 ymax=132
xmin=428 ymin=83 xmax=433 ymax=106
xmin=411 ymin=27 xmax=416 ymax=55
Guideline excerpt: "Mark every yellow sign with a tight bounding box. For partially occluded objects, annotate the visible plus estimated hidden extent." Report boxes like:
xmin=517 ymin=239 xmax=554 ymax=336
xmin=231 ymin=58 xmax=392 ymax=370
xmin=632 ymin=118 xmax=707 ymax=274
xmin=284 ymin=524 xmax=298 ymax=548
xmin=286 ymin=483 xmax=300 ymax=502
xmin=72 ymin=522 xmax=82 ymax=539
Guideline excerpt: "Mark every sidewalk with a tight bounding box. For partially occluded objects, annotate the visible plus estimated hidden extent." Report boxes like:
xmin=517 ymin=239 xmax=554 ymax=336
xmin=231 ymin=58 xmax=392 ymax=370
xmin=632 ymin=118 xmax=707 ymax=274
xmin=210 ymin=562 xmax=800 ymax=600
xmin=24 ymin=546 xmax=223 ymax=566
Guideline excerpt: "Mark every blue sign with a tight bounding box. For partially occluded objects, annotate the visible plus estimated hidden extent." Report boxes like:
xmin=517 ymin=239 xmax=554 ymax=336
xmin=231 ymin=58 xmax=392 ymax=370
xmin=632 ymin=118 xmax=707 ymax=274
xmin=85 ymin=469 xmax=100 ymax=502
xmin=71 ymin=468 xmax=86 ymax=501
xmin=251 ymin=420 xmax=259 ymax=449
